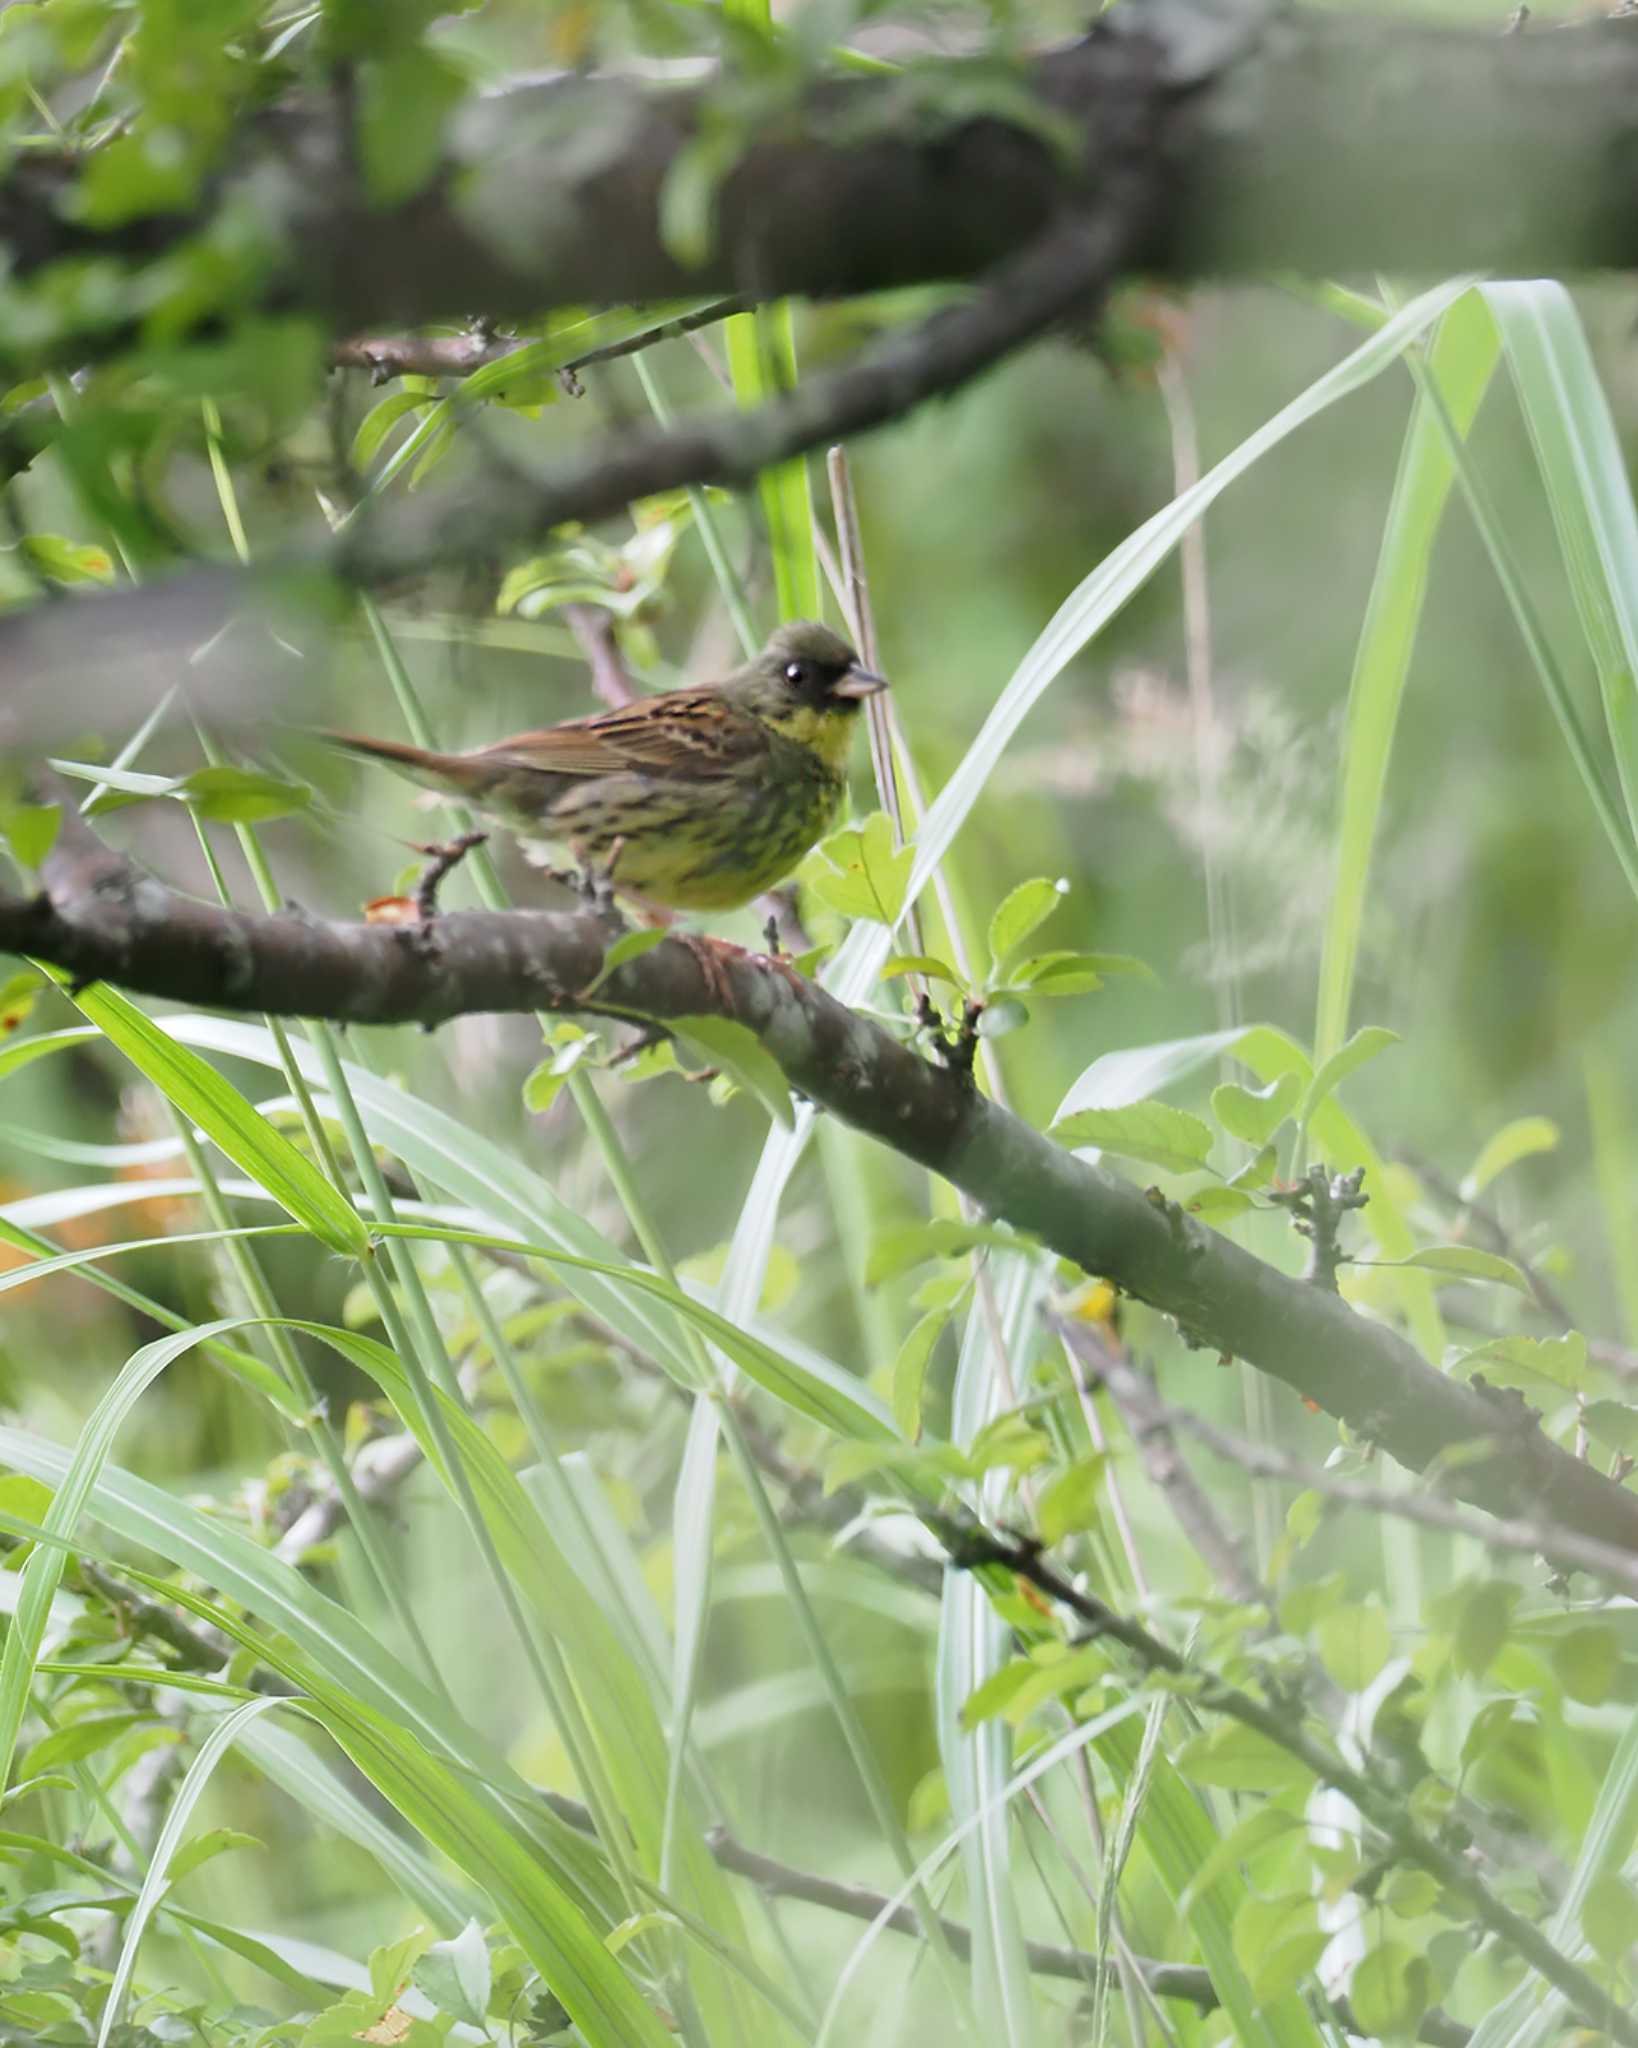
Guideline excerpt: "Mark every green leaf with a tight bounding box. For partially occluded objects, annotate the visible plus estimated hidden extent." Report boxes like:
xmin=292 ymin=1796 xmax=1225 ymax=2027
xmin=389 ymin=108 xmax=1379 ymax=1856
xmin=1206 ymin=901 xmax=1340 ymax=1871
xmin=1297 ymin=1025 xmax=1400 ymax=1123
xmin=166 ymin=1826 xmax=261 ymax=1885
xmin=0 ymin=802 xmax=60 ymax=869
xmin=1580 ymin=1871 xmax=1638 ymax=1972
xmin=412 ymin=1919 xmax=491 ymax=2028
xmin=1231 ymin=1892 xmax=1326 ymax=2006
xmin=1184 ymin=1185 xmax=1254 ymax=1223
xmin=1584 ymin=1400 xmax=1638 ymax=1457
xmin=1460 ymin=1115 xmax=1560 ymax=1201
xmin=521 ymin=1032 xmax=593 ymax=1113
xmin=351 ymin=389 xmax=434 ymax=472
xmin=1212 ymin=1073 xmax=1300 ymax=1146
xmin=1051 ymin=1101 xmax=1214 ymax=1174
xmin=864 ymin=1218 xmax=1027 ymax=1287
xmin=1452 ymin=1580 xmax=1519 ymax=1679
xmin=1036 ymin=1454 xmax=1107 ymax=1545
xmin=672 ymin=1015 xmax=793 ymax=1129
xmin=1551 ymin=1625 xmax=1620 ymax=1707
xmin=1175 ymin=1724 xmax=1313 ymax=1794
xmin=68 ymin=987 xmax=368 ymax=1255
xmin=177 ymin=765 xmax=312 ymax=824
xmin=21 ymin=534 xmax=115 ymax=585
xmin=807 ymin=812 xmax=912 ymax=925
xmin=1314 ymin=1604 xmax=1390 ymax=1692
xmin=1381 ymin=1868 xmax=1440 ymax=1920
xmin=584 ymin=927 xmax=670 ymax=995
xmin=986 ymin=877 xmax=1068 ymax=972
xmin=975 ymin=996 xmax=1028 ymax=1039
xmin=358 ymin=46 xmax=465 ymax=205
xmin=1389 ymin=1245 xmax=1533 ymax=1295
xmin=1010 ymin=949 xmax=1153 ymax=992
xmin=1348 ymin=1940 xmax=1432 ymax=2040
xmin=1312 ymin=290 xmax=1499 ymax=1067
xmin=891 ymin=1311 xmax=946 ymax=1441
xmin=1457 ymin=1330 xmax=1589 ymax=1394
xmin=20 ymin=1713 xmax=154 ymax=1776
xmin=880 ymin=954 xmax=963 ymax=986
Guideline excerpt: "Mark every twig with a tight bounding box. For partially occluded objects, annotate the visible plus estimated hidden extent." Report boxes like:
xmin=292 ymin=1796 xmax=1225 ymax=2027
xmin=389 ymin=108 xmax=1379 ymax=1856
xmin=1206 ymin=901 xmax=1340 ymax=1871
xmin=332 ymin=299 xmax=753 ymax=388
xmin=411 ymin=831 xmax=488 ymax=921
xmin=1270 ymin=1163 xmax=1369 ymax=1289
xmin=1054 ymin=1316 xmax=1262 ymax=1605
xmin=562 ymin=603 xmax=640 ymax=710
xmin=937 ymin=1522 xmax=1636 ymax=2046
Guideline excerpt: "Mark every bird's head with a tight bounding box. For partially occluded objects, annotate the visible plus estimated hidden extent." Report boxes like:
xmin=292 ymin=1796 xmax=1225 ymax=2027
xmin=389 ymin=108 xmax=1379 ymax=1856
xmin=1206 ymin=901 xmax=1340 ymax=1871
xmin=725 ymin=619 xmax=888 ymax=766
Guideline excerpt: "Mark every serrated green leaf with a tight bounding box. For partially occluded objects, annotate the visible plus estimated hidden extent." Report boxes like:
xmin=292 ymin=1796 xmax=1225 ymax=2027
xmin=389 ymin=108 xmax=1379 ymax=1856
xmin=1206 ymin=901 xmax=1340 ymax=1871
xmin=412 ymin=1919 xmax=491 ymax=2028
xmin=987 ymin=877 xmax=1068 ymax=971
xmin=1460 ymin=1114 xmax=1560 ymax=1200
xmin=807 ymin=812 xmax=912 ymax=925
xmin=1457 ymin=1330 xmax=1589 ymax=1393
xmin=1183 ymin=1185 xmax=1254 ymax=1223
xmin=1051 ymin=1101 xmax=1214 ymax=1173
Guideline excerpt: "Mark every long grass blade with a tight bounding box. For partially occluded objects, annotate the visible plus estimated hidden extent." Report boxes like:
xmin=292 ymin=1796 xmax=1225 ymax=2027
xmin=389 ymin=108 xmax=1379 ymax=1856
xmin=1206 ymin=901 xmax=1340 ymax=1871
xmin=1313 ymin=290 xmax=1501 ymax=1064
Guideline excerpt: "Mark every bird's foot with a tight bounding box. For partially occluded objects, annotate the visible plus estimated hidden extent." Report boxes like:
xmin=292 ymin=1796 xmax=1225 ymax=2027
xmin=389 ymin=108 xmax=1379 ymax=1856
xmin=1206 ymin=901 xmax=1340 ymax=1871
xmin=409 ymin=832 xmax=488 ymax=922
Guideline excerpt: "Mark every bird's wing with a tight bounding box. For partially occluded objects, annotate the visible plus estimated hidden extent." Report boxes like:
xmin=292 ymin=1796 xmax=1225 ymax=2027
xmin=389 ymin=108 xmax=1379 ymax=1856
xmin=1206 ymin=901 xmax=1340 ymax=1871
xmin=478 ymin=688 xmax=769 ymax=781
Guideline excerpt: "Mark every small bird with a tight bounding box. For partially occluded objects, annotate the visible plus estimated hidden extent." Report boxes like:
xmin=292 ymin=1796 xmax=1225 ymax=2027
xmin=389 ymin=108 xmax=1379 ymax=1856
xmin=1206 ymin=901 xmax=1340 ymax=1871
xmin=327 ymin=620 xmax=886 ymax=913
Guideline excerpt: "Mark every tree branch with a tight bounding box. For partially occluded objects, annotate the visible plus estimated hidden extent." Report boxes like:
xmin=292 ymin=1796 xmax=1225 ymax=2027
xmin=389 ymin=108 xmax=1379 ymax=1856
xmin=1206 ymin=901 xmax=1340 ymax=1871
xmin=9 ymin=795 xmax=1638 ymax=1582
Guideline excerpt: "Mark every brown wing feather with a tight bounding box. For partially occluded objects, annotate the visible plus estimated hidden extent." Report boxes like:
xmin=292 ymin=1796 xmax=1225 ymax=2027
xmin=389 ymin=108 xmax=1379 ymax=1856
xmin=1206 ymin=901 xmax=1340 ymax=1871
xmin=476 ymin=688 xmax=769 ymax=782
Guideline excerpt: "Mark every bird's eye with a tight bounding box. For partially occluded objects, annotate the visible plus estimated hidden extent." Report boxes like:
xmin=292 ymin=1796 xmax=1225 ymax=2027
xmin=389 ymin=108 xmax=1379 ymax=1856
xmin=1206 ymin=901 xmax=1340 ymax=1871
xmin=784 ymin=660 xmax=810 ymax=686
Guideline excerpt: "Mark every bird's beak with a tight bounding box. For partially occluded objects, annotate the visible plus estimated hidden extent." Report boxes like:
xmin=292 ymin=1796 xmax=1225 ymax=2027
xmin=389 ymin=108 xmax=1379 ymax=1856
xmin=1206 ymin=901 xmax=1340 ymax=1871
xmin=833 ymin=665 xmax=888 ymax=700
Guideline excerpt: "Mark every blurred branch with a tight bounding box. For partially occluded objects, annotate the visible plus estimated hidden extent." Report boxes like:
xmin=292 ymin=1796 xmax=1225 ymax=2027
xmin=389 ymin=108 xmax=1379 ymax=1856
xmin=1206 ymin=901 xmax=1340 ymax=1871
xmin=939 ymin=1522 xmax=1635 ymax=2047
xmin=337 ymin=211 xmax=1129 ymax=585
xmin=9 ymin=18 xmax=1638 ymax=368
xmin=1054 ymin=1316 xmax=1263 ymax=1605
xmin=562 ymin=604 xmax=641 ymax=710
xmin=332 ymin=299 xmax=752 ymax=387
xmin=1059 ymin=1319 xmax=1638 ymax=1600
xmin=10 ymin=788 xmax=1638 ymax=1584
xmin=702 ymin=1821 xmax=1212 ymax=2007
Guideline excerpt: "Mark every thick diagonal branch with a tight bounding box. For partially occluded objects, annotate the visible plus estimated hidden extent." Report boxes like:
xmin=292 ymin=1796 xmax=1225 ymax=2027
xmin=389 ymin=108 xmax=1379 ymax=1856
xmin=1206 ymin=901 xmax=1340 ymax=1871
xmin=7 ymin=799 xmax=1638 ymax=1577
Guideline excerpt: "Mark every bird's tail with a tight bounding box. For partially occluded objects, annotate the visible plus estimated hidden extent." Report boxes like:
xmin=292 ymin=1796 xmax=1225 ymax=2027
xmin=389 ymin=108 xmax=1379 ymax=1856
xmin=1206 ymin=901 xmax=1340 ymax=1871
xmin=323 ymin=730 xmax=493 ymax=799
